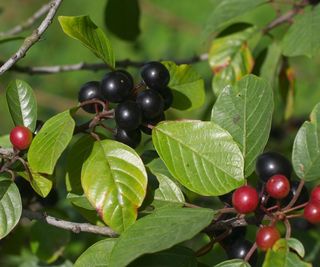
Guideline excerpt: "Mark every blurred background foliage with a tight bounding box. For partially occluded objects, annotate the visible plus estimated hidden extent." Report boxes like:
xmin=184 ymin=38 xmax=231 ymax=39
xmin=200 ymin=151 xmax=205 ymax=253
xmin=0 ymin=0 xmax=320 ymax=266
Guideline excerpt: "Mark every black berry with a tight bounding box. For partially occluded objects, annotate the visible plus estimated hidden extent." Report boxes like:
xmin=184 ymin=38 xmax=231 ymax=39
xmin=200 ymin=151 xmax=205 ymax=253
xmin=140 ymin=112 xmax=165 ymax=135
xmin=158 ymin=87 xmax=173 ymax=110
xmin=34 ymin=120 xmax=44 ymax=135
xmin=141 ymin=61 xmax=170 ymax=89
xmin=136 ymin=90 xmax=164 ymax=119
xmin=101 ymin=70 xmax=133 ymax=103
xmin=114 ymin=128 xmax=141 ymax=148
xmin=282 ymin=181 xmax=309 ymax=207
xmin=115 ymin=101 xmax=142 ymax=131
xmin=255 ymin=152 xmax=292 ymax=182
xmin=227 ymin=239 xmax=258 ymax=266
xmin=221 ymin=226 xmax=247 ymax=247
xmin=78 ymin=81 xmax=103 ymax=113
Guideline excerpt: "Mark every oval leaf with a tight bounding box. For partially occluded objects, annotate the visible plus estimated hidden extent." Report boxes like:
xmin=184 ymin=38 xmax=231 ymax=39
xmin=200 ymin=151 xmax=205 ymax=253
xmin=81 ymin=140 xmax=147 ymax=233
xmin=0 ymin=176 xmax=22 ymax=239
xmin=152 ymin=121 xmax=244 ymax=196
xmin=163 ymin=61 xmax=205 ymax=111
xmin=58 ymin=16 xmax=115 ymax=68
xmin=211 ymin=75 xmax=273 ymax=177
xmin=28 ymin=110 xmax=75 ymax=175
xmin=215 ymin=259 xmax=250 ymax=267
xmin=292 ymin=103 xmax=320 ymax=181
xmin=6 ymin=79 xmax=37 ymax=131
xmin=287 ymin=238 xmax=305 ymax=258
xmin=109 ymin=207 xmax=215 ymax=267
xmin=75 ymin=239 xmax=116 ymax=267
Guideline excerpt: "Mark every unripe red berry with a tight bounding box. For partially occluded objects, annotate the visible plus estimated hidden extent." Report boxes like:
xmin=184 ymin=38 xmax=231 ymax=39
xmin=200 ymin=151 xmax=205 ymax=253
xmin=10 ymin=126 xmax=33 ymax=150
xmin=266 ymin=174 xmax=290 ymax=199
xmin=256 ymin=226 xmax=280 ymax=251
xmin=232 ymin=185 xmax=259 ymax=214
xmin=310 ymin=186 xmax=320 ymax=205
xmin=304 ymin=202 xmax=320 ymax=224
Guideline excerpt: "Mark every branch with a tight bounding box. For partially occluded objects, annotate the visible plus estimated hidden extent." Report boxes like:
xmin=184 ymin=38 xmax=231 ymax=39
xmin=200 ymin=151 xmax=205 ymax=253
xmin=0 ymin=0 xmax=63 ymax=75
xmin=22 ymin=209 xmax=118 ymax=237
xmin=0 ymin=2 xmax=52 ymax=37
xmin=0 ymin=53 xmax=209 ymax=75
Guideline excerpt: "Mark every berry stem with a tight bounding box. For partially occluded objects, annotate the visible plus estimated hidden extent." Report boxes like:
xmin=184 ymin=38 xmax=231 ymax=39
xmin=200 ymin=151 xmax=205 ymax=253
xmin=244 ymin=242 xmax=258 ymax=263
xmin=284 ymin=218 xmax=292 ymax=239
xmin=284 ymin=179 xmax=306 ymax=210
xmin=283 ymin=202 xmax=308 ymax=214
xmin=286 ymin=213 xmax=303 ymax=219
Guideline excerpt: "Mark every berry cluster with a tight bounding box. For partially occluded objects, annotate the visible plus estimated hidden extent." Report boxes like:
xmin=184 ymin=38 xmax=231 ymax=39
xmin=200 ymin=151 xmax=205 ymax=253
xmin=78 ymin=61 xmax=173 ymax=148
xmin=214 ymin=151 xmax=319 ymax=265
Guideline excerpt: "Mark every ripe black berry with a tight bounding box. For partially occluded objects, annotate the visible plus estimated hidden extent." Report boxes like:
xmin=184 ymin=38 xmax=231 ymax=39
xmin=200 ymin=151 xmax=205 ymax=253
xmin=141 ymin=61 xmax=170 ymax=89
xmin=101 ymin=70 xmax=133 ymax=103
xmin=282 ymin=181 xmax=309 ymax=207
xmin=221 ymin=226 xmax=247 ymax=247
xmin=34 ymin=120 xmax=44 ymax=135
xmin=78 ymin=81 xmax=103 ymax=113
xmin=255 ymin=152 xmax=292 ymax=182
xmin=114 ymin=128 xmax=141 ymax=148
xmin=136 ymin=90 xmax=164 ymax=119
xmin=115 ymin=101 xmax=142 ymax=131
xmin=140 ymin=112 xmax=165 ymax=135
xmin=227 ymin=239 xmax=258 ymax=266
xmin=158 ymin=87 xmax=173 ymax=110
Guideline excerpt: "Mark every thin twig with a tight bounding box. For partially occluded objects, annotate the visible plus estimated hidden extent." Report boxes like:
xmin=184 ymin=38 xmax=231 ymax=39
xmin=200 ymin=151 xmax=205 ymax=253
xmin=22 ymin=209 xmax=118 ymax=237
xmin=244 ymin=242 xmax=258 ymax=262
xmin=284 ymin=180 xmax=305 ymax=210
xmin=0 ymin=0 xmax=64 ymax=75
xmin=0 ymin=2 xmax=52 ymax=37
xmin=284 ymin=218 xmax=292 ymax=238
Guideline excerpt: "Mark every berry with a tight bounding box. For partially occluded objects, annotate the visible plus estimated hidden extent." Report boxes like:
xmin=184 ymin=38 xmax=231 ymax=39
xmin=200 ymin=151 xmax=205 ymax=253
xmin=282 ymin=181 xmax=309 ymax=207
xmin=257 ymin=183 xmax=277 ymax=208
xmin=256 ymin=226 xmax=280 ymax=251
xmin=218 ymin=190 xmax=234 ymax=206
xmin=140 ymin=112 xmax=165 ymax=135
xmin=114 ymin=128 xmax=141 ymax=148
xmin=232 ymin=185 xmax=259 ymax=214
xmin=227 ymin=239 xmax=258 ymax=266
xmin=141 ymin=61 xmax=170 ymax=89
xmin=304 ymin=202 xmax=320 ymax=224
xmin=136 ymin=90 xmax=164 ymax=119
xmin=221 ymin=226 xmax=247 ymax=247
xmin=158 ymin=87 xmax=173 ymax=110
xmin=34 ymin=120 xmax=44 ymax=135
xmin=255 ymin=152 xmax=292 ymax=182
xmin=115 ymin=101 xmax=142 ymax=131
xmin=78 ymin=81 xmax=103 ymax=113
xmin=101 ymin=70 xmax=133 ymax=103
xmin=310 ymin=185 xmax=320 ymax=205
xmin=266 ymin=175 xmax=290 ymax=199
xmin=10 ymin=126 xmax=33 ymax=150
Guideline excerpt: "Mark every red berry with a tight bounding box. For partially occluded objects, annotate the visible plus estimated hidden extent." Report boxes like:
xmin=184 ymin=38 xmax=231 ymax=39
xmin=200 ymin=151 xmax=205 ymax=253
xmin=304 ymin=202 xmax=320 ymax=224
xmin=256 ymin=226 xmax=280 ymax=251
xmin=310 ymin=186 xmax=320 ymax=205
xmin=10 ymin=126 xmax=33 ymax=150
xmin=266 ymin=174 xmax=290 ymax=199
xmin=232 ymin=185 xmax=259 ymax=214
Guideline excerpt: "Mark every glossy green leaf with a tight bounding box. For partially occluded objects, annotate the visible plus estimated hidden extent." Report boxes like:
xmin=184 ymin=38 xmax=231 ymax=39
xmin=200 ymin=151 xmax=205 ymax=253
xmin=67 ymin=193 xmax=94 ymax=210
xmin=81 ymin=140 xmax=147 ymax=233
xmin=28 ymin=110 xmax=75 ymax=175
xmin=6 ymin=79 xmax=37 ymax=131
xmin=58 ymin=16 xmax=115 ymax=68
xmin=152 ymin=120 xmax=244 ymax=196
xmin=109 ymin=207 xmax=215 ymax=267
xmin=209 ymin=27 xmax=257 ymax=95
xmin=211 ymin=75 xmax=273 ymax=176
xmin=163 ymin=61 xmax=205 ymax=111
xmin=282 ymin=5 xmax=320 ymax=58
xmin=104 ymin=0 xmax=140 ymax=41
xmin=215 ymin=259 xmax=250 ymax=267
xmin=292 ymin=103 xmax=320 ymax=180
xmin=129 ymin=246 xmax=197 ymax=267
xmin=147 ymin=157 xmax=172 ymax=178
xmin=204 ymin=0 xmax=266 ymax=36
xmin=74 ymin=239 xmax=116 ymax=267
xmin=287 ymin=238 xmax=305 ymax=258
xmin=66 ymin=135 xmax=95 ymax=194
xmin=0 ymin=176 xmax=22 ymax=239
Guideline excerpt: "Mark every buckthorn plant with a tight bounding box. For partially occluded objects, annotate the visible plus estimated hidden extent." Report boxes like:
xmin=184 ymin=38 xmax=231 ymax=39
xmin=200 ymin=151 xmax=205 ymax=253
xmin=0 ymin=0 xmax=320 ymax=266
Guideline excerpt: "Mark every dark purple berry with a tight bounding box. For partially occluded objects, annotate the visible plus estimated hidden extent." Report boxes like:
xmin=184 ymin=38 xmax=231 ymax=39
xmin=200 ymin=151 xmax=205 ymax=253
xmin=136 ymin=90 xmax=164 ymax=119
xmin=114 ymin=128 xmax=141 ymax=148
xmin=78 ymin=81 xmax=103 ymax=113
xmin=115 ymin=101 xmax=142 ymax=130
xmin=141 ymin=61 xmax=170 ymax=89
xmin=140 ymin=112 xmax=165 ymax=135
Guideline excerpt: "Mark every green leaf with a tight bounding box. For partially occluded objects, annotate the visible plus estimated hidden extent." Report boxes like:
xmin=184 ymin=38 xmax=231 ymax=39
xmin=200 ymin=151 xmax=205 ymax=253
xmin=152 ymin=120 xmax=244 ymax=196
xmin=129 ymin=246 xmax=197 ymax=267
xmin=74 ymin=239 xmax=116 ymax=267
xmin=147 ymin=157 xmax=172 ymax=178
xmin=28 ymin=110 xmax=75 ymax=175
xmin=292 ymin=103 xmax=320 ymax=181
xmin=0 ymin=176 xmax=22 ymax=239
xmin=282 ymin=5 xmax=320 ymax=58
xmin=6 ymin=79 xmax=37 ymax=131
xmin=67 ymin=193 xmax=94 ymax=210
xmin=58 ymin=16 xmax=115 ymax=68
xmin=215 ymin=259 xmax=250 ymax=267
xmin=81 ymin=140 xmax=147 ymax=233
xmin=162 ymin=61 xmax=205 ymax=111
xmin=104 ymin=0 xmax=140 ymax=41
xmin=66 ymin=135 xmax=95 ymax=194
xmin=204 ymin=0 xmax=266 ymax=36
xmin=109 ymin=207 xmax=215 ymax=267
xmin=0 ymin=134 xmax=11 ymax=148
xmin=287 ymin=238 xmax=305 ymax=258
xmin=211 ymin=75 xmax=273 ymax=177
xmin=209 ymin=27 xmax=257 ymax=96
